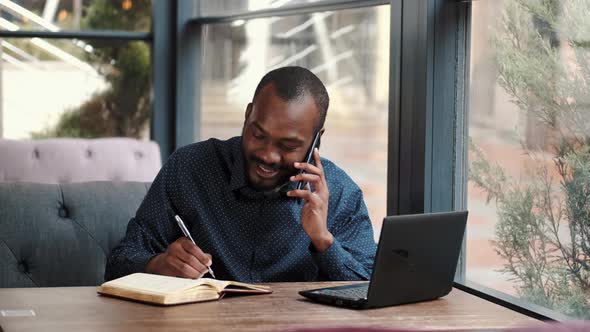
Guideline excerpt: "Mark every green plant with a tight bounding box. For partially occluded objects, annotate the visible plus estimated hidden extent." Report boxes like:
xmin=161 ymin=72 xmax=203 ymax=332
xmin=469 ymin=0 xmax=590 ymax=318
xmin=32 ymin=0 xmax=151 ymax=138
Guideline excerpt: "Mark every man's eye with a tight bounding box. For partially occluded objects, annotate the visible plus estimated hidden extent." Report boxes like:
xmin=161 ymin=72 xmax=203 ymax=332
xmin=281 ymin=144 xmax=298 ymax=152
xmin=252 ymin=132 xmax=264 ymax=139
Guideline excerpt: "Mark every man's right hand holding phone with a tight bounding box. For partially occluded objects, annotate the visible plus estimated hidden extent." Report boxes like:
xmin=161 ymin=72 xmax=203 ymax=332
xmin=145 ymin=237 xmax=213 ymax=279
xmin=287 ymin=148 xmax=334 ymax=253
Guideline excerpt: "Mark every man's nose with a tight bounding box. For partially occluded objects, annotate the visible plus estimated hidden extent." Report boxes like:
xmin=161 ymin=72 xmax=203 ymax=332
xmin=257 ymin=144 xmax=281 ymax=165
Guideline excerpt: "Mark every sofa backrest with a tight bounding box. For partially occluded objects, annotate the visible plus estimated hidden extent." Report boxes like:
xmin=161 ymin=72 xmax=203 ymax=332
xmin=0 ymin=138 xmax=161 ymax=183
xmin=0 ymin=181 xmax=150 ymax=288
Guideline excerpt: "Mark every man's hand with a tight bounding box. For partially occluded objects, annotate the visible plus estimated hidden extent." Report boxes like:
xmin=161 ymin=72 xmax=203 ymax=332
xmin=145 ymin=237 xmax=213 ymax=279
xmin=287 ymin=148 xmax=334 ymax=252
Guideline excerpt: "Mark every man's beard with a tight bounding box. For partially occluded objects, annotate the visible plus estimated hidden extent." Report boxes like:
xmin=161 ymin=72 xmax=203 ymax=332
xmin=241 ymin=130 xmax=296 ymax=191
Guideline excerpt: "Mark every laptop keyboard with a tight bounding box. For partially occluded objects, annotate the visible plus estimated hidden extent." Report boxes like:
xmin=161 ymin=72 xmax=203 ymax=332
xmin=319 ymin=285 xmax=369 ymax=299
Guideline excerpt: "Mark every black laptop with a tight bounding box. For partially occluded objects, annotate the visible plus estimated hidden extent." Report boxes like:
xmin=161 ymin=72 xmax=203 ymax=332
xmin=299 ymin=211 xmax=468 ymax=309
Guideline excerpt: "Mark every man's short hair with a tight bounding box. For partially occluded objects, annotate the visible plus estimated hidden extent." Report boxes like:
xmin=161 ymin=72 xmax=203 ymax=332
xmin=253 ymin=66 xmax=329 ymax=129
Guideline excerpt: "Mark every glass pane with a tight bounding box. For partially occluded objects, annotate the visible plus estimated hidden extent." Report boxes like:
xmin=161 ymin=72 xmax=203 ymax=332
xmin=0 ymin=38 xmax=151 ymax=139
xmin=200 ymin=0 xmax=354 ymax=17
xmin=467 ymin=0 xmax=590 ymax=319
xmin=200 ymin=5 xmax=390 ymax=239
xmin=0 ymin=0 xmax=151 ymax=31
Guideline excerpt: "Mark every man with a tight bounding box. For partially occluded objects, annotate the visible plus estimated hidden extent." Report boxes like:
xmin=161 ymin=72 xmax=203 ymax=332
xmin=105 ymin=66 xmax=376 ymax=282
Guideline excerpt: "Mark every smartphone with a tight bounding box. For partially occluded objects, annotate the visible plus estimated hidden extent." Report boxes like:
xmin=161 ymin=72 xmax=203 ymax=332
xmin=295 ymin=131 xmax=321 ymax=190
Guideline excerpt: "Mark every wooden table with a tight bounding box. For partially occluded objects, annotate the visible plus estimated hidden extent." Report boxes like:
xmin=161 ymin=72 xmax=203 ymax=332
xmin=0 ymin=282 xmax=537 ymax=332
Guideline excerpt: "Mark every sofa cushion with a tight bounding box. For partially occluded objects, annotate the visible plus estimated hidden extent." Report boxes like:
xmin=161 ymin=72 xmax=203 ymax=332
xmin=0 ymin=138 xmax=161 ymax=183
xmin=0 ymin=181 xmax=149 ymax=287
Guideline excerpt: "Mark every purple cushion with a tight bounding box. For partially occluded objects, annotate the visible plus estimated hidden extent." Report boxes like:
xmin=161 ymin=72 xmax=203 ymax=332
xmin=0 ymin=138 xmax=161 ymax=183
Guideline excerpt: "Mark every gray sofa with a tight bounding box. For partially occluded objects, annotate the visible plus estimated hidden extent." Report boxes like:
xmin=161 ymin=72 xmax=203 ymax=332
xmin=0 ymin=181 xmax=149 ymax=288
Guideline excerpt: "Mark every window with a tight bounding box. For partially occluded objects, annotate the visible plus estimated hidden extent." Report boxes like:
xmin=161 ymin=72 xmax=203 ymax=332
xmin=0 ymin=0 xmax=152 ymax=139
xmin=1 ymin=38 xmax=151 ymax=139
xmin=199 ymin=4 xmax=390 ymax=239
xmin=467 ymin=0 xmax=590 ymax=319
xmin=1 ymin=0 xmax=150 ymax=31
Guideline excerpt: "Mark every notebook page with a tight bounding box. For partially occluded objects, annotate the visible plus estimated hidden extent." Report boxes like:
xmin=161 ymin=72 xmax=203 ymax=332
xmin=198 ymin=278 xmax=231 ymax=292
xmin=104 ymin=273 xmax=205 ymax=294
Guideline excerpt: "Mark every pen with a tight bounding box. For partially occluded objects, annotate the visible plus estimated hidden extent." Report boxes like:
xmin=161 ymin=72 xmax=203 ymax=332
xmin=174 ymin=215 xmax=216 ymax=279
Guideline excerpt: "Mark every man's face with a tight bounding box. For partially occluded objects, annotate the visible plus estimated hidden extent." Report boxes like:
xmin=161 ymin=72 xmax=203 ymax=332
xmin=242 ymin=84 xmax=320 ymax=191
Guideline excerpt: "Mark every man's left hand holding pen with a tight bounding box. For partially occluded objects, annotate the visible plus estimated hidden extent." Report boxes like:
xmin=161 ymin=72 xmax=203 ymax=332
xmin=145 ymin=214 xmax=216 ymax=279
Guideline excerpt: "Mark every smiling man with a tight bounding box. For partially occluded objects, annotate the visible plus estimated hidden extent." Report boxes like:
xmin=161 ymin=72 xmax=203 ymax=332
xmin=105 ymin=66 xmax=377 ymax=282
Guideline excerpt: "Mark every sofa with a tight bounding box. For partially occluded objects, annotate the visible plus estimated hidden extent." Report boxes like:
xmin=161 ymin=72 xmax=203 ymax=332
xmin=0 ymin=181 xmax=149 ymax=287
xmin=0 ymin=138 xmax=161 ymax=183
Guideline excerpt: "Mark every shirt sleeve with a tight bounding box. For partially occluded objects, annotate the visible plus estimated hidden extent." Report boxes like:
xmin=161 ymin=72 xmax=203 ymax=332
xmin=310 ymin=186 xmax=377 ymax=281
xmin=104 ymin=152 xmax=182 ymax=281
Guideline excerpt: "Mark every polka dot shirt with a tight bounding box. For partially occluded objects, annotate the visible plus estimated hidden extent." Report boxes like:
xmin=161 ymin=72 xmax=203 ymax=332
xmin=105 ymin=136 xmax=376 ymax=282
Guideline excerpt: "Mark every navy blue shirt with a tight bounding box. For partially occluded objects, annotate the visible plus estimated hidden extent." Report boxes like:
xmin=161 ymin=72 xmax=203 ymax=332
xmin=105 ymin=136 xmax=376 ymax=282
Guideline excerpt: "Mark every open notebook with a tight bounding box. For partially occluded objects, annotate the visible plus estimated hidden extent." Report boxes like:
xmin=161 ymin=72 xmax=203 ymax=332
xmin=97 ymin=273 xmax=272 ymax=305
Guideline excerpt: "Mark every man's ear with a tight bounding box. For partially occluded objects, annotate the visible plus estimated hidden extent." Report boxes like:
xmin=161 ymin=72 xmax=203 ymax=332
xmin=317 ymin=127 xmax=325 ymax=149
xmin=245 ymin=103 xmax=253 ymax=121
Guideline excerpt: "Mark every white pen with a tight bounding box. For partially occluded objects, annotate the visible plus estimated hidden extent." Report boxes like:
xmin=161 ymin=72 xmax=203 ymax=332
xmin=174 ymin=215 xmax=216 ymax=279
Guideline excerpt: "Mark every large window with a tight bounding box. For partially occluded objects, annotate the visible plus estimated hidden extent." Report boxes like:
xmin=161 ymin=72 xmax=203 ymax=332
xmin=2 ymin=0 xmax=151 ymax=31
xmin=0 ymin=0 xmax=152 ymax=140
xmin=467 ymin=0 xmax=590 ymax=319
xmin=199 ymin=4 xmax=390 ymax=239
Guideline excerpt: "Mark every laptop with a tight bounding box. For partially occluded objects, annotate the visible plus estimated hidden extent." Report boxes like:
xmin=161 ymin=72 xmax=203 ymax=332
xmin=299 ymin=211 xmax=468 ymax=309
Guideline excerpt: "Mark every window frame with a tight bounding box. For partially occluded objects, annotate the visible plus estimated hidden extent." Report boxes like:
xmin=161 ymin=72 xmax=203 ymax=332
xmin=392 ymin=0 xmax=570 ymax=321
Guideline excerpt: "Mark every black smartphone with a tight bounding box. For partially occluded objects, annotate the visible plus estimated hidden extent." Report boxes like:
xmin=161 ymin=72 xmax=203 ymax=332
xmin=295 ymin=131 xmax=321 ymax=190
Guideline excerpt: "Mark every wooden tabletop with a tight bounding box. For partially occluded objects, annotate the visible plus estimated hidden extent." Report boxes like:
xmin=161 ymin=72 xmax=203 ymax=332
xmin=0 ymin=282 xmax=537 ymax=332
